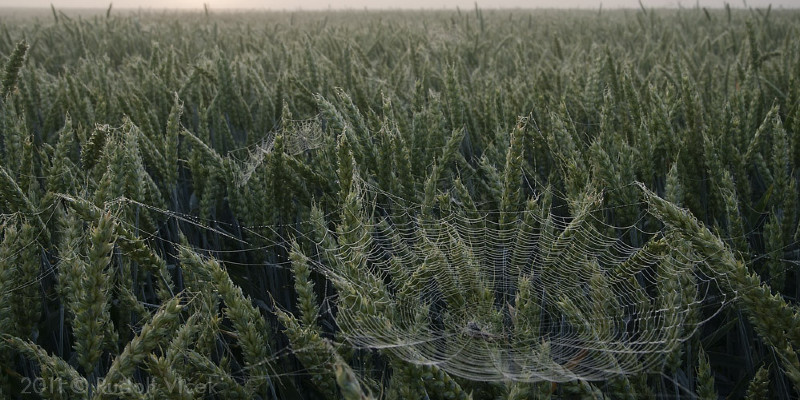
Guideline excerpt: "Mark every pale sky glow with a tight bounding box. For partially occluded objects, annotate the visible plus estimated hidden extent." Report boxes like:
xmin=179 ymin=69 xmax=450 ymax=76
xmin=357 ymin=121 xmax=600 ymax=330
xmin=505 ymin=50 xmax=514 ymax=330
xmin=0 ymin=0 xmax=795 ymax=9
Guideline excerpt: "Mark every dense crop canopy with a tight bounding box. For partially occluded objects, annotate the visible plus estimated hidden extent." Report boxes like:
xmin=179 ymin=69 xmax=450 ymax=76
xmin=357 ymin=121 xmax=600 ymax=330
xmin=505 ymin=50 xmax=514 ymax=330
xmin=1 ymin=5 xmax=799 ymax=399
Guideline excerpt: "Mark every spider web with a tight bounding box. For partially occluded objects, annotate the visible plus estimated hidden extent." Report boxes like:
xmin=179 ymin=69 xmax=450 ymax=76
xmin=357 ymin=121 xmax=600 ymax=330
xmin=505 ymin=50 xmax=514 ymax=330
xmin=290 ymin=178 xmax=737 ymax=383
xmin=232 ymin=114 xmax=326 ymax=188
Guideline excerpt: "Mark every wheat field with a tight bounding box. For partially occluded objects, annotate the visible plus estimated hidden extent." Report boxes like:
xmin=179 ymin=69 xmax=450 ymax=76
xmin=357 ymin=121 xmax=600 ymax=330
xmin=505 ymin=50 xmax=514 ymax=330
xmin=0 ymin=5 xmax=799 ymax=399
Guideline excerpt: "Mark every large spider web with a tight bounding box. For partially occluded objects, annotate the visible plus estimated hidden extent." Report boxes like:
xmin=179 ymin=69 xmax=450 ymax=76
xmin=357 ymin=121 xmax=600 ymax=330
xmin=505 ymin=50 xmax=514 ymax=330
xmin=290 ymin=178 xmax=737 ymax=383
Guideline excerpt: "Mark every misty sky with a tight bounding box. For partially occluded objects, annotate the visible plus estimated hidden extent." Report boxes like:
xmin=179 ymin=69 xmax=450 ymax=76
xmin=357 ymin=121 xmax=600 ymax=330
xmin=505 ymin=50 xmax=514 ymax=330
xmin=0 ymin=0 xmax=795 ymax=9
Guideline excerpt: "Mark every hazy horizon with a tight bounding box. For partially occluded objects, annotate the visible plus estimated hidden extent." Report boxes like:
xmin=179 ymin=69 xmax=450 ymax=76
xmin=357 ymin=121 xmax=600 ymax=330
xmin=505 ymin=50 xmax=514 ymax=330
xmin=0 ymin=0 xmax=796 ymax=10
